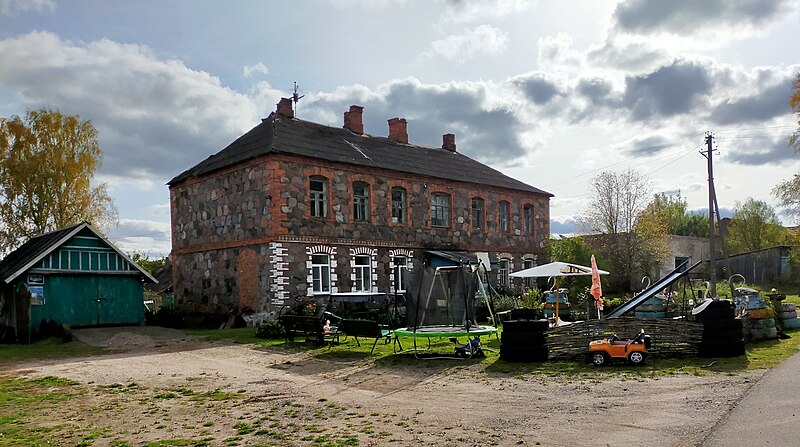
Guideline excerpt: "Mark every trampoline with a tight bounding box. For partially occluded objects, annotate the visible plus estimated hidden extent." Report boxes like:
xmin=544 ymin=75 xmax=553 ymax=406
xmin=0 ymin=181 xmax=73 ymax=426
xmin=394 ymin=264 xmax=497 ymax=359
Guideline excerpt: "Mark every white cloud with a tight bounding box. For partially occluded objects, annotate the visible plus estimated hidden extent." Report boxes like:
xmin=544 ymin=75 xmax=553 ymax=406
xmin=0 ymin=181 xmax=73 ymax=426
xmin=108 ymin=218 xmax=171 ymax=257
xmin=423 ymin=24 xmax=509 ymax=63
xmin=442 ymin=0 xmax=530 ymax=23
xmin=242 ymin=62 xmax=269 ymax=78
xmin=0 ymin=0 xmax=54 ymax=16
xmin=0 ymin=31 xmax=285 ymax=182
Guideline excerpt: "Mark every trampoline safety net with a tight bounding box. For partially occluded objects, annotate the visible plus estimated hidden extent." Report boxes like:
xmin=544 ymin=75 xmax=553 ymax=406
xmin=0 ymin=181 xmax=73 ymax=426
xmin=405 ymin=266 xmax=479 ymax=330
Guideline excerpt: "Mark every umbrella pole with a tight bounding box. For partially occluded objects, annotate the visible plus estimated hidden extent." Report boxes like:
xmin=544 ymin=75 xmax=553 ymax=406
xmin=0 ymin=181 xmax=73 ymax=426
xmin=554 ymin=277 xmax=560 ymax=325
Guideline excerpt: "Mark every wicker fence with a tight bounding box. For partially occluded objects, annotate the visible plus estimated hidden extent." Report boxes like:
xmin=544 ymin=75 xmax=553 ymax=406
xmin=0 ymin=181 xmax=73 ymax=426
xmin=545 ymin=317 xmax=703 ymax=359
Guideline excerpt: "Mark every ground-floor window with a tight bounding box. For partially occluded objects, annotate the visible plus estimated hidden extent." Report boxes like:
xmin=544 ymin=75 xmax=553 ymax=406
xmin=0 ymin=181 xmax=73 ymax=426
xmin=311 ymin=253 xmax=331 ymax=294
xmin=354 ymin=254 xmax=371 ymax=292
xmin=393 ymin=256 xmax=408 ymax=293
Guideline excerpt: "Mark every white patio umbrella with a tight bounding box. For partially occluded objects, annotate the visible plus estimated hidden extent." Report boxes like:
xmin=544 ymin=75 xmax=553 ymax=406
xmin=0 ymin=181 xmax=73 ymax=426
xmin=510 ymin=261 xmax=610 ymax=324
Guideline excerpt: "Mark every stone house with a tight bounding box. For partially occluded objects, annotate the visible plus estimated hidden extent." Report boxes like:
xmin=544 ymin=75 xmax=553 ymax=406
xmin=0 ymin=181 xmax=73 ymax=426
xmin=168 ymin=99 xmax=552 ymax=316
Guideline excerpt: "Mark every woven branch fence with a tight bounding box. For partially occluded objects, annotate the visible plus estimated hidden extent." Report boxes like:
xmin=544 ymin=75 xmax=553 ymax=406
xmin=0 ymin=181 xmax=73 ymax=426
xmin=544 ymin=317 xmax=703 ymax=359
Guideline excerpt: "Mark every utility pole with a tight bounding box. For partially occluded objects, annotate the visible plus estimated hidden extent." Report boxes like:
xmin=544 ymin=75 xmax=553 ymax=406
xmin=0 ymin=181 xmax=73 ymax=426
xmin=703 ymin=132 xmax=717 ymax=298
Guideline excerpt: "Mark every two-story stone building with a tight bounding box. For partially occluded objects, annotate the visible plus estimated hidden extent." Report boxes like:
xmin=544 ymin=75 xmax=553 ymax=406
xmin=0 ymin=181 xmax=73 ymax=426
xmin=168 ymin=99 xmax=552 ymax=315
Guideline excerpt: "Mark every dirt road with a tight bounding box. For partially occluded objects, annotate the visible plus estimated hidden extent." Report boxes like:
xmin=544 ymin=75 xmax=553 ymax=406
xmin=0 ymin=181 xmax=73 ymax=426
xmin=7 ymin=327 xmax=759 ymax=446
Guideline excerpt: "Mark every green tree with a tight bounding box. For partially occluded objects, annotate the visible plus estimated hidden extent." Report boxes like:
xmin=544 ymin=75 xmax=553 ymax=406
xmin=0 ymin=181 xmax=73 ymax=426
xmin=639 ymin=192 xmax=708 ymax=237
xmin=725 ymin=198 xmax=787 ymax=255
xmin=129 ymin=251 xmax=167 ymax=276
xmin=545 ymin=236 xmax=591 ymax=266
xmin=578 ymin=169 xmax=666 ymax=292
xmin=0 ymin=108 xmax=118 ymax=254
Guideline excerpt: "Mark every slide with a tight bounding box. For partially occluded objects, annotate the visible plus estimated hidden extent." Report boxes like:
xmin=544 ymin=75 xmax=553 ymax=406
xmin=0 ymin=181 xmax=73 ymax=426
xmin=605 ymin=260 xmax=702 ymax=319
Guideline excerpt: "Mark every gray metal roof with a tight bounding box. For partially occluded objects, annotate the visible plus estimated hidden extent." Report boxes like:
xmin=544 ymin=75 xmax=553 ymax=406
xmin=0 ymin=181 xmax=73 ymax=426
xmin=169 ymin=113 xmax=553 ymax=197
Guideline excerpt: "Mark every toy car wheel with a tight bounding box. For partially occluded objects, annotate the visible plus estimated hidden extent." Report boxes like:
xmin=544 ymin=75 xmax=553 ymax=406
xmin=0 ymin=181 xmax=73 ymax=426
xmin=591 ymin=352 xmax=608 ymax=366
xmin=628 ymin=351 xmax=645 ymax=365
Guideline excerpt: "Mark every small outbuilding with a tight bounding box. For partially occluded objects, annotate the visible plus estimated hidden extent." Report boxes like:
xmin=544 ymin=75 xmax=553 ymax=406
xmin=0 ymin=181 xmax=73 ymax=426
xmin=0 ymin=221 xmax=156 ymax=343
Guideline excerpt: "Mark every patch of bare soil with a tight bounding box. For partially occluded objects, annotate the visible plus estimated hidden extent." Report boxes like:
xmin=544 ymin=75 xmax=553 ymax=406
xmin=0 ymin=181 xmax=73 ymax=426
xmin=8 ymin=327 xmax=759 ymax=446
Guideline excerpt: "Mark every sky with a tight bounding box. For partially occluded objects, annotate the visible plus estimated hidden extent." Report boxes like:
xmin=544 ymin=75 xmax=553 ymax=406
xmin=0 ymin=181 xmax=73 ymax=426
xmin=1 ymin=0 xmax=798 ymax=257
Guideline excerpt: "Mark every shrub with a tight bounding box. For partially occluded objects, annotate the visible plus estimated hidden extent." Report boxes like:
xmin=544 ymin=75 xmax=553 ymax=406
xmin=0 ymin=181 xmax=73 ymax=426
xmin=255 ymin=321 xmax=285 ymax=339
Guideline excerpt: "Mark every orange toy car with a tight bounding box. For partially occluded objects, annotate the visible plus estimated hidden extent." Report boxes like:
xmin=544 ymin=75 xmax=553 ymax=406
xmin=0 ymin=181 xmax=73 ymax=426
xmin=589 ymin=329 xmax=651 ymax=366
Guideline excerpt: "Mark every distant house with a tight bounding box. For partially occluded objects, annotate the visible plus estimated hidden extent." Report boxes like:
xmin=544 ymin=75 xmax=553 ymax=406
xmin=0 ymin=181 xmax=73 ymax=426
xmin=0 ymin=222 xmax=156 ymax=343
xmin=168 ymin=99 xmax=552 ymax=317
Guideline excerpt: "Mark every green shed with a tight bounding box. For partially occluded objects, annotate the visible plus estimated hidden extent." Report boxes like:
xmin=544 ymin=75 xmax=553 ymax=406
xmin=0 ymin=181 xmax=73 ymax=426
xmin=0 ymin=221 xmax=157 ymax=343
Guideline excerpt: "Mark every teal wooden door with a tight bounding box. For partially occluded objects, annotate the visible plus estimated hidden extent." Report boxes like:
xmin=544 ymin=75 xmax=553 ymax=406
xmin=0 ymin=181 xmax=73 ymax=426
xmin=32 ymin=275 xmax=144 ymax=327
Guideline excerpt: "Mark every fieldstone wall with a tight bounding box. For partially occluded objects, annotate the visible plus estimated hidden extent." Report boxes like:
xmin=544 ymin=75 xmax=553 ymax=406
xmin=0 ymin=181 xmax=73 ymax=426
xmin=170 ymin=163 xmax=272 ymax=252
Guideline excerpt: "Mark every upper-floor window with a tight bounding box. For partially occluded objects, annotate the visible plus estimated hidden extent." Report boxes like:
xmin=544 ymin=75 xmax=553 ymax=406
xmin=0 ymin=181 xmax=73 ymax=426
xmin=311 ymin=253 xmax=331 ymax=294
xmin=391 ymin=187 xmax=407 ymax=224
xmin=354 ymin=255 xmax=371 ymax=292
xmin=523 ymin=204 xmax=534 ymax=234
xmin=353 ymin=182 xmax=370 ymax=221
xmin=471 ymin=198 xmax=484 ymax=230
xmin=309 ymin=177 xmax=327 ymax=218
xmin=498 ymin=258 xmax=510 ymax=287
xmin=431 ymin=193 xmax=451 ymax=227
xmin=499 ymin=201 xmax=510 ymax=232
xmin=393 ymin=256 xmax=409 ymax=293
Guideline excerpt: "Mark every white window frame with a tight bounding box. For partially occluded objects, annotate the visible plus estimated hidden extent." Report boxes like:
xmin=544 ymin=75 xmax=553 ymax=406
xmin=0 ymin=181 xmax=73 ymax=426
xmin=311 ymin=253 xmax=331 ymax=294
xmin=393 ymin=256 xmax=409 ymax=293
xmin=354 ymin=254 xmax=371 ymax=292
xmin=499 ymin=258 xmax=510 ymax=287
xmin=523 ymin=259 xmax=536 ymax=288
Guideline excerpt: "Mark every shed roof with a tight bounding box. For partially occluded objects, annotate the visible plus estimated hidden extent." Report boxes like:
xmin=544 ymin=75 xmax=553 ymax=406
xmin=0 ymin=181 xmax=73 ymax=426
xmin=169 ymin=113 xmax=553 ymax=197
xmin=0 ymin=221 xmax=157 ymax=284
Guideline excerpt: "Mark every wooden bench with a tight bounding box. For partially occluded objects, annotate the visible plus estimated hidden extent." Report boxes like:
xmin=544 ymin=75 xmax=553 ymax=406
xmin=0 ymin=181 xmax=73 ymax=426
xmin=337 ymin=319 xmax=396 ymax=354
xmin=279 ymin=315 xmax=338 ymax=345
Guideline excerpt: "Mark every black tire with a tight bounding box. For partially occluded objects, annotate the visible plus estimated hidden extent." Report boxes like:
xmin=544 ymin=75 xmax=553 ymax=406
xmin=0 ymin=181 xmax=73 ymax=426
xmin=698 ymin=340 xmax=746 ymax=358
xmin=701 ymin=318 xmax=743 ymax=330
xmin=695 ymin=301 xmax=735 ymax=320
xmin=501 ymin=331 xmax=546 ymax=346
xmin=702 ymin=327 xmax=744 ymax=342
xmin=502 ymin=319 xmax=549 ymax=333
xmin=591 ymin=351 xmax=609 ymax=366
xmin=500 ymin=344 xmax=548 ymax=362
xmin=509 ymin=308 xmax=541 ymax=320
xmin=627 ymin=351 xmax=646 ymax=365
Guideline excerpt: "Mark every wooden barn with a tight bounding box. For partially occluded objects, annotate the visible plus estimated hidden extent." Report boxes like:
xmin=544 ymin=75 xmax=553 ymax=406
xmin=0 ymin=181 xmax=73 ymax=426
xmin=0 ymin=221 xmax=156 ymax=343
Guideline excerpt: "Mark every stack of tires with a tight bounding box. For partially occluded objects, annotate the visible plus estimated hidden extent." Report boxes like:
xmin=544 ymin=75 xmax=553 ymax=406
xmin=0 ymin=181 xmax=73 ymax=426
xmin=777 ymin=302 xmax=800 ymax=330
xmin=743 ymin=293 xmax=778 ymax=341
xmin=499 ymin=319 xmax=549 ymax=362
xmin=695 ymin=300 xmax=745 ymax=358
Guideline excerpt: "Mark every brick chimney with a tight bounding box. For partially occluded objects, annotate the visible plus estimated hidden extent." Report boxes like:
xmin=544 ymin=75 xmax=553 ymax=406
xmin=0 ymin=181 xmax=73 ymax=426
xmin=276 ymin=97 xmax=294 ymax=118
xmin=343 ymin=105 xmax=364 ymax=134
xmin=442 ymin=133 xmax=456 ymax=152
xmin=388 ymin=118 xmax=408 ymax=144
